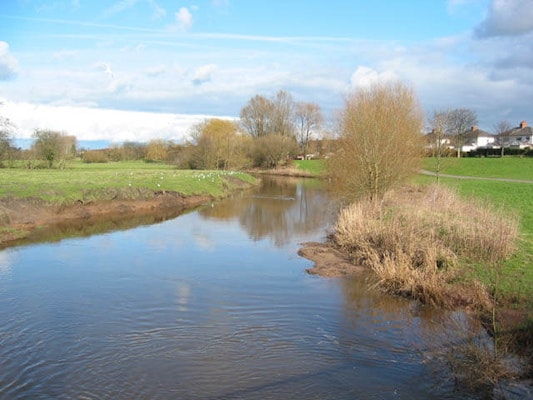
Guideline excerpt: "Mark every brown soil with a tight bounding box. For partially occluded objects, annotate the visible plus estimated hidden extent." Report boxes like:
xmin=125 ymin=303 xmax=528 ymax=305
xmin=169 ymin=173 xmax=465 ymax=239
xmin=0 ymin=192 xmax=212 ymax=247
xmin=298 ymin=241 xmax=365 ymax=277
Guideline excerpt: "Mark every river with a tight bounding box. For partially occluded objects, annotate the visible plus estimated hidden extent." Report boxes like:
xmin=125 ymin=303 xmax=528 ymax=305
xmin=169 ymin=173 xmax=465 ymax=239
xmin=0 ymin=177 xmax=485 ymax=399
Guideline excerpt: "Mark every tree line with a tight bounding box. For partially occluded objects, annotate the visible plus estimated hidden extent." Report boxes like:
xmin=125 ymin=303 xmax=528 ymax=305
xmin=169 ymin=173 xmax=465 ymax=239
xmin=2 ymin=85 xmax=503 ymax=202
xmin=0 ymin=90 xmax=326 ymax=169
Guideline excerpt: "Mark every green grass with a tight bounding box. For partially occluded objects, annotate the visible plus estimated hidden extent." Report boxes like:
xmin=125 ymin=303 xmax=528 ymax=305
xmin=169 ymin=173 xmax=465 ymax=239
xmin=423 ymin=157 xmax=533 ymax=181
xmin=0 ymin=160 xmax=257 ymax=205
xmin=293 ymin=159 xmax=327 ymax=175
xmin=418 ymin=158 xmax=533 ymax=301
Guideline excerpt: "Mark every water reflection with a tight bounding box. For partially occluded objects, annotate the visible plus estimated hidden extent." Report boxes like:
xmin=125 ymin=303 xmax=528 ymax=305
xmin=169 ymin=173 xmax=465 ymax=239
xmin=0 ymin=176 xmax=484 ymax=399
xmin=200 ymin=176 xmax=335 ymax=246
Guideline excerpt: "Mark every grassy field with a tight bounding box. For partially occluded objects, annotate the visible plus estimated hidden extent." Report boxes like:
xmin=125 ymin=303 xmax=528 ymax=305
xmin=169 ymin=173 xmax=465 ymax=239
xmin=420 ymin=157 xmax=533 ymax=300
xmin=0 ymin=161 xmax=257 ymax=204
xmin=293 ymin=159 xmax=327 ymax=175
xmin=423 ymin=156 xmax=533 ymax=181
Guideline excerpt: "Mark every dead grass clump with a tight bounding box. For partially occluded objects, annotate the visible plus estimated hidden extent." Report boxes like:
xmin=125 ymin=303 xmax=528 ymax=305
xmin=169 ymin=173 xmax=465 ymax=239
xmin=332 ymin=184 xmax=519 ymax=309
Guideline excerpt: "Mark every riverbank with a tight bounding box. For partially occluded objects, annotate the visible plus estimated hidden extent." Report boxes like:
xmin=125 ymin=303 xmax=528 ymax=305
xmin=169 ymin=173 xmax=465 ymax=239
xmin=0 ymin=192 xmax=213 ymax=247
xmin=298 ymin=179 xmax=532 ymax=389
xmin=0 ymin=162 xmax=257 ymax=247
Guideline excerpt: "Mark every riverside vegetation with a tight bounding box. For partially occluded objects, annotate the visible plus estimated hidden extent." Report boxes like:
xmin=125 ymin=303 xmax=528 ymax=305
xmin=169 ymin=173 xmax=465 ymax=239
xmin=297 ymin=156 xmax=533 ymax=391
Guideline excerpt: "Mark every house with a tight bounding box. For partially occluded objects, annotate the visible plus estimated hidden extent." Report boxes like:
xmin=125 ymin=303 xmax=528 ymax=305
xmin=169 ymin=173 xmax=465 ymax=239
xmin=499 ymin=120 xmax=533 ymax=149
xmin=424 ymin=129 xmax=453 ymax=150
xmin=461 ymin=126 xmax=495 ymax=152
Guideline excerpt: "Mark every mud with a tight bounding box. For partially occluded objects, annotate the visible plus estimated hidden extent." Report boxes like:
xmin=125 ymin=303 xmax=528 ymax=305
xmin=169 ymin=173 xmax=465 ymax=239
xmin=0 ymin=192 xmax=212 ymax=247
xmin=298 ymin=241 xmax=365 ymax=277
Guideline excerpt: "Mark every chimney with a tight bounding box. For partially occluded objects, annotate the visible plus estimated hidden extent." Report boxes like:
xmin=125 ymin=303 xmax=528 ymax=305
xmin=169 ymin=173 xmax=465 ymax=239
xmin=471 ymin=126 xmax=478 ymax=131
xmin=519 ymin=120 xmax=527 ymax=129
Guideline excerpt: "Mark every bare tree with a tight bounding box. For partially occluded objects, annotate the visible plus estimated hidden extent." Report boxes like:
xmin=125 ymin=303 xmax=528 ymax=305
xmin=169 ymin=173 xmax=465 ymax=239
xmin=240 ymin=90 xmax=297 ymax=138
xmin=295 ymin=102 xmax=323 ymax=158
xmin=493 ymin=120 xmax=512 ymax=157
xmin=429 ymin=110 xmax=450 ymax=185
xmin=444 ymin=108 xmax=478 ymax=158
xmin=239 ymin=95 xmax=273 ymax=138
xmin=328 ymin=81 xmax=424 ymax=201
xmin=270 ymin=90 xmax=295 ymax=137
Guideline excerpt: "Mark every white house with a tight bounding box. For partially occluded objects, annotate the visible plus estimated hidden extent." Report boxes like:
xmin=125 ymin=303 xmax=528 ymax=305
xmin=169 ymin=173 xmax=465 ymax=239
xmin=461 ymin=126 xmax=496 ymax=152
xmin=499 ymin=120 xmax=533 ymax=149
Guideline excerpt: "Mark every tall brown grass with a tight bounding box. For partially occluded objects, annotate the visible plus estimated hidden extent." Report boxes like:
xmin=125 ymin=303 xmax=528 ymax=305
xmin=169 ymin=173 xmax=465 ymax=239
xmin=332 ymin=184 xmax=519 ymax=310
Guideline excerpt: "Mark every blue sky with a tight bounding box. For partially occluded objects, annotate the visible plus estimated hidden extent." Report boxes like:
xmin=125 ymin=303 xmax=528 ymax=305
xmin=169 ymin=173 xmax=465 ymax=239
xmin=1 ymin=0 xmax=533 ymax=144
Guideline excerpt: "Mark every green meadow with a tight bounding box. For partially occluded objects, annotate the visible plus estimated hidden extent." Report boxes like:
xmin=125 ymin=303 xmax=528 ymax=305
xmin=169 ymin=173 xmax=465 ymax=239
xmin=420 ymin=157 xmax=533 ymax=300
xmin=0 ymin=161 xmax=257 ymax=204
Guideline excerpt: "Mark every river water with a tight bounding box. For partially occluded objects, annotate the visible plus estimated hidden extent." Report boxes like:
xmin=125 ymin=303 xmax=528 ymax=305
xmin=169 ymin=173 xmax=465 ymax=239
xmin=0 ymin=177 xmax=484 ymax=399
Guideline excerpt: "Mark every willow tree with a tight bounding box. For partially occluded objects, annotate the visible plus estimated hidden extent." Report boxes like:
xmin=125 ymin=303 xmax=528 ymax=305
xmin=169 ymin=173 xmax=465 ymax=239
xmin=328 ymin=81 xmax=424 ymax=201
xmin=189 ymin=118 xmax=250 ymax=170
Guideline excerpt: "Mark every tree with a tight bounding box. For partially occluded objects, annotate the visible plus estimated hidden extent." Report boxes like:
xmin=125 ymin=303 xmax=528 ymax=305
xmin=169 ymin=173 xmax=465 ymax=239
xmin=240 ymin=95 xmax=273 ymax=138
xmin=429 ymin=110 xmax=451 ymax=185
xmin=32 ymin=130 xmax=75 ymax=168
xmin=0 ymin=103 xmax=14 ymax=165
xmin=493 ymin=120 xmax=512 ymax=157
xmin=328 ymin=81 xmax=424 ymax=201
xmin=145 ymin=139 xmax=169 ymax=162
xmin=189 ymin=118 xmax=250 ymax=170
xmin=295 ymin=102 xmax=323 ymax=158
xmin=444 ymin=108 xmax=478 ymax=158
xmin=250 ymin=134 xmax=297 ymax=168
xmin=121 ymin=141 xmax=147 ymax=161
xmin=239 ymin=90 xmax=296 ymax=138
xmin=270 ymin=90 xmax=295 ymax=137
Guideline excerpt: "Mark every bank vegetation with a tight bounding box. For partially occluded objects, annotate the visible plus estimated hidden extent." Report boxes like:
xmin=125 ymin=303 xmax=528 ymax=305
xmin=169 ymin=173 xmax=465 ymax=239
xmin=319 ymin=80 xmax=532 ymax=391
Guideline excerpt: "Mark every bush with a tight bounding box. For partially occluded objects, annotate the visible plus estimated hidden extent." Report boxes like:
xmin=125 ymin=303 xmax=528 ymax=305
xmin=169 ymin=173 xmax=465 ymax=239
xmin=82 ymin=150 xmax=108 ymax=163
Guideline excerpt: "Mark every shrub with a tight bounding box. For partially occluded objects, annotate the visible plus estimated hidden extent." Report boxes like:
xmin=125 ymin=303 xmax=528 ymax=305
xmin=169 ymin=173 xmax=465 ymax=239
xmin=82 ymin=150 xmax=108 ymax=163
xmin=333 ymin=185 xmax=518 ymax=309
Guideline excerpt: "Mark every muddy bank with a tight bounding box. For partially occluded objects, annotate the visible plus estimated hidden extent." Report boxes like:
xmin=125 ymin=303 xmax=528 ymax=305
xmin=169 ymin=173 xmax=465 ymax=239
xmin=0 ymin=192 xmax=212 ymax=247
xmin=298 ymin=241 xmax=365 ymax=277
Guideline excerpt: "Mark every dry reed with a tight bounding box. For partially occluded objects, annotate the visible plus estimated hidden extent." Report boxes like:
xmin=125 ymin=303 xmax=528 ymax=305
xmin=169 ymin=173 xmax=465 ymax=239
xmin=332 ymin=184 xmax=519 ymax=309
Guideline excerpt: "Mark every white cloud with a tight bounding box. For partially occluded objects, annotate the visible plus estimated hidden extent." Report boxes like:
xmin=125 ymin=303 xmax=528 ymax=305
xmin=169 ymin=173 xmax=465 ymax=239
xmin=348 ymin=66 xmax=398 ymax=89
xmin=475 ymin=0 xmax=533 ymax=37
xmin=144 ymin=64 xmax=168 ymax=77
xmin=1 ymin=100 xmax=236 ymax=143
xmin=212 ymin=0 xmax=230 ymax=7
xmin=103 ymin=0 xmax=139 ymax=18
xmin=148 ymin=0 xmax=166 ymax=20
xmin=191 ymin=64 xmax=217 ymax=85
xmin=175 ymin=7 xmax=193 ymax=32
xmin=0 ymin=42 xmax=18 ymax=80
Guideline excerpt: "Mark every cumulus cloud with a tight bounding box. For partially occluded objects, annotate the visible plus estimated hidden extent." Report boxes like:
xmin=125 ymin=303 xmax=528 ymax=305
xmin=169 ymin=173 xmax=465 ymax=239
xmin=348 ymin=66 xmax=398 ymax=89
xmin=191 ymin=64 xmax=217 ymax=85
xmin=175 ymin=7 xmax=193 ymax=31
xmin=1 ymin=100 xmax=235 ymax=143
xmin=0 ymin=42 xmax=19 ymax=80
xmin=475 ymin=0 xmax=533 ymax=37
